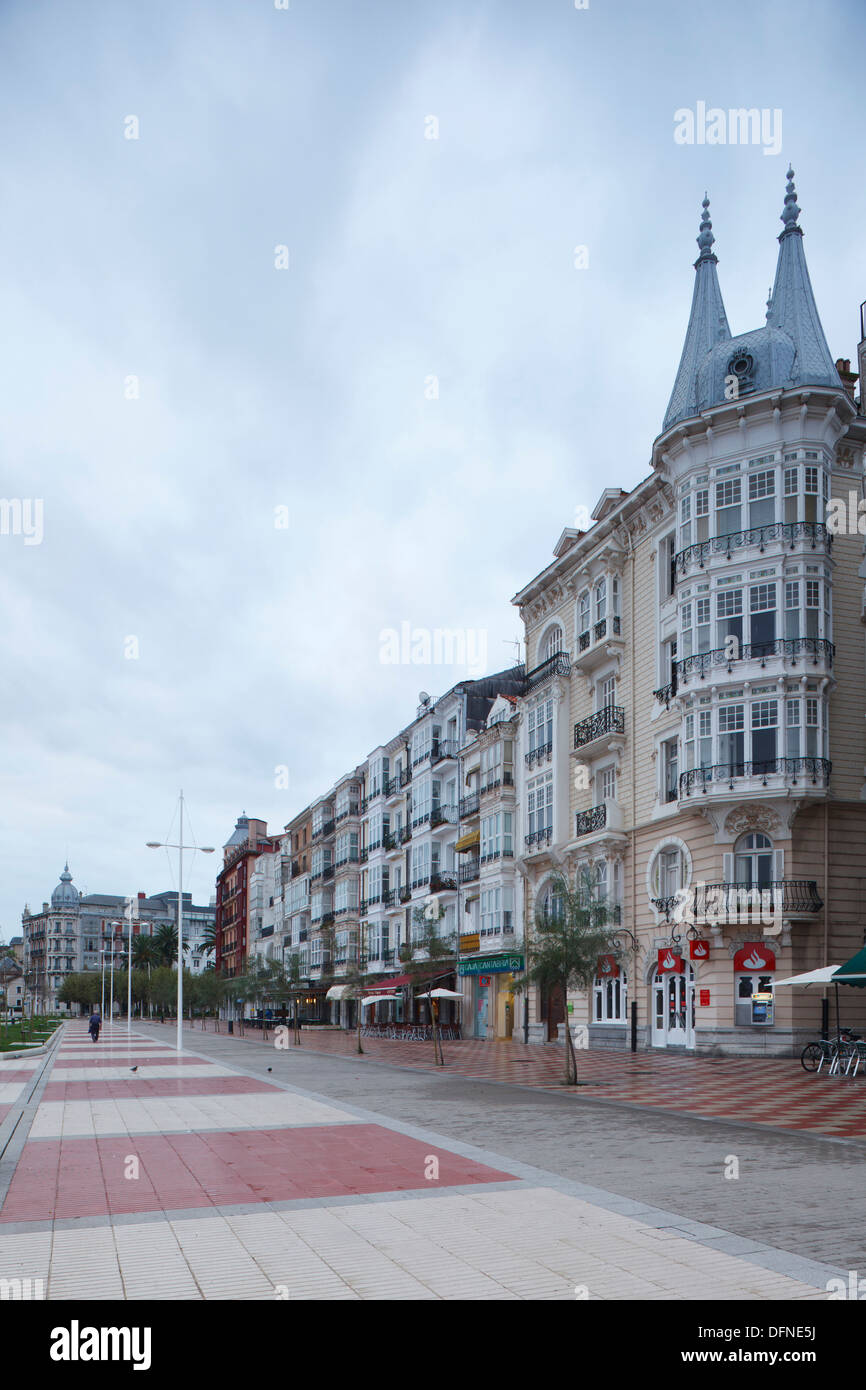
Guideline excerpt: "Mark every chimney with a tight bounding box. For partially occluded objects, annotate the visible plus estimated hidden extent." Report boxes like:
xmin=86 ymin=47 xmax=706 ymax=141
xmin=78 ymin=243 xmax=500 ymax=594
xmin=835 ymin=357 xmax=858 ymax=403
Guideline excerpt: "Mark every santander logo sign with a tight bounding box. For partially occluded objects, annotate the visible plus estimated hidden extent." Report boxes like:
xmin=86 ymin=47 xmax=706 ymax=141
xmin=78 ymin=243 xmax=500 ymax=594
xmin=657 ymin=949 xmax=684 ymax=973
xmin=733 ymin=942 xmax=777 ymax=972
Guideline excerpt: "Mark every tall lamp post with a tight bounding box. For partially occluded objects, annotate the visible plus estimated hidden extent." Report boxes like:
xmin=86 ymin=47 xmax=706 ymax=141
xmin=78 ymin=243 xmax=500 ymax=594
xmin=147 ymin=790 xmax=214 ymax=1053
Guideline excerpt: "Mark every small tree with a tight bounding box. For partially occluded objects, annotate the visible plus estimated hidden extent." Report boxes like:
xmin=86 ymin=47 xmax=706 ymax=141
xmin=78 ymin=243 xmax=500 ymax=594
xmin=401 ymin=897 xmax=458 ymax=1066
xmin=513 ymin=869 xmax=621 ymax=1085
xmin=342 ymin=935 xmax=381 ymax=1055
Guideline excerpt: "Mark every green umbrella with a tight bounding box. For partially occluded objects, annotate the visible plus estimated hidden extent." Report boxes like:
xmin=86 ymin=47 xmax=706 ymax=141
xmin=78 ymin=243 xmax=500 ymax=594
xmin=832 ymin=946 xmax=866 ymax=987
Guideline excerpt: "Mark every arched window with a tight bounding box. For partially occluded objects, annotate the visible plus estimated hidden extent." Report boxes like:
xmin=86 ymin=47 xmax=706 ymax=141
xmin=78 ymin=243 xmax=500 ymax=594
xmin=540 ymin=882 xmax=564 ymax=925
xmin=733 ymin=832 xmax=773 ymax=888
xmin=594 ymin=966 xmax=627 ymax=1023
xmin=542 ymin=625 xmax=563 ymax=661
xmin=652 ymin=845 xmax=683 ymax=899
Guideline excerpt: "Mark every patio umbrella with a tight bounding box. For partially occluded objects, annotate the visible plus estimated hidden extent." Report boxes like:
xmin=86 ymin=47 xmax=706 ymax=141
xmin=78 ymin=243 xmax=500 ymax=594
xmin=775 ymin=953 xmax=866 ymax=1044
xmin=415 ymin=988 xmax=464 ymax=1000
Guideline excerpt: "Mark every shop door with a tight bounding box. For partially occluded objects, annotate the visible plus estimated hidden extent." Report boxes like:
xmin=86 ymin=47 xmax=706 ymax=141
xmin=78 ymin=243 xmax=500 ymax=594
xmin=544 ymin=983 xmax=566 ymax=1041
xmin=651 ymin=967 xmax=695 ymax=1049
xmin=475 ymin=984 xmax=489 ymax=1038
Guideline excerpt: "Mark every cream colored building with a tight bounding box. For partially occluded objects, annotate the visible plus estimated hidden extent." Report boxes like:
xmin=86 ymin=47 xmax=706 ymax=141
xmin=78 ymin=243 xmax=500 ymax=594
xmin=512 ymin=175 xmax=866 ymax=1056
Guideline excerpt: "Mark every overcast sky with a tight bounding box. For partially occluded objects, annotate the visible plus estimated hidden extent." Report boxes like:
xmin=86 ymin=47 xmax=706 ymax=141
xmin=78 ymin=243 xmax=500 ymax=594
xmin=1 ymin=0 xmax=863 ymax=932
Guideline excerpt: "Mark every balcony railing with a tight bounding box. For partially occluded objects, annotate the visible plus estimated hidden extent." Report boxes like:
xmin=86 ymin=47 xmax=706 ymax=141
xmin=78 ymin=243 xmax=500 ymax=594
xmin=400 ymin=767 xmax=413 ymax=788
xmin=459 ymin=791 xmax=480 ymax=818
xmin=574 ymin=705 xmax=625 ymax=749
xmin=653 ymin=679 xmax=677 ymax=708
xmin=575 ymin=804 xmax=606 ymax=837
xmin=458 ymin=857 xmax=480 ymax=883
xmin=399 ymin=825 xmax=412 ymax=844
xmin=430 ymin=872 xmax=457 ymax=892
xmin=399 ymin=886 xmax=412 ymax=903
xmin=692 ymin=880 xmax=823 ymax=917
xmin=523 ymin=651 xmax=571 ymax=693
xmin=432 ymin=739 xmax=458 ymax=764
xmin=677 ymin=637 xmax=835 ymax=682
xmin=525 ymin=741 xmax=552 ymax=767
xmin=675 ymin=520 xmax=832 ymax=573
xmin=524 ymin=826 xmax=552 ymax=849
xmin=431 ymin=804 xmax=458 ymax=827
xmin=680 ymin=758 xmax=831 ymax=795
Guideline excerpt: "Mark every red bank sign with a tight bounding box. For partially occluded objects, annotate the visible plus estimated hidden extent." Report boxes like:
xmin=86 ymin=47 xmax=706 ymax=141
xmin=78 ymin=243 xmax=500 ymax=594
xmin=690 ymin=939 xmax=710 ymax=960
xmin=733 ymin=942 xmax=776 ymax=971
xmin=657 ymin=948 xmax=684 ymax=974
xmin=597 ymin=954 xmax=620 ymax=979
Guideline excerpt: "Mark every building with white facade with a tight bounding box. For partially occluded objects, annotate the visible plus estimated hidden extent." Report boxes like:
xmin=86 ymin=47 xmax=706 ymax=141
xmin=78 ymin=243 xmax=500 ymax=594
xmin=512 ymin=173 xmax=866 ymax=1055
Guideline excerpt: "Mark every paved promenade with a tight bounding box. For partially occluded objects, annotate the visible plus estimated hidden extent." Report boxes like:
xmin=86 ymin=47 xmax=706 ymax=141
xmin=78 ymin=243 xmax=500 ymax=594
xmin=0 ymin=1022 xmax=849 ymax=1300
xmin=182 ymin=1020 xmax=866 ymax=1141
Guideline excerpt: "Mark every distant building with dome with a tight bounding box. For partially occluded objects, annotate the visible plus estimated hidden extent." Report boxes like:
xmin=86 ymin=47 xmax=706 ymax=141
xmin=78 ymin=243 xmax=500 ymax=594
xmin=22 ymin=865 xmax=216 ymax=1012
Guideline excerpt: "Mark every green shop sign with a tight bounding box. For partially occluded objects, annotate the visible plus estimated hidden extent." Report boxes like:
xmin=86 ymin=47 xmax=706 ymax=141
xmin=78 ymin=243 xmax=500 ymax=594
xmin=458 ymin=955 xmax=524 ymax=977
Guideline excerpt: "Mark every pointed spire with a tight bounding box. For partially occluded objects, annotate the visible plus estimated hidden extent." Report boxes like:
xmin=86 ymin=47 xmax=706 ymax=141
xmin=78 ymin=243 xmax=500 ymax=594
xmin=766 ymin=168 xmax=839 ymax=389
xmin=663 ymin=195 xmax=732 ymax=431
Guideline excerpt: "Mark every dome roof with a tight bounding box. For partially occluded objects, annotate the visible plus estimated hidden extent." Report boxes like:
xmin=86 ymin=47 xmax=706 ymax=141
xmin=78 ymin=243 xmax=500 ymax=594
xmin=695 ymin=325 xmax=797 ymax=415
xmin=51 ymin=864 xmax=79 ymax=909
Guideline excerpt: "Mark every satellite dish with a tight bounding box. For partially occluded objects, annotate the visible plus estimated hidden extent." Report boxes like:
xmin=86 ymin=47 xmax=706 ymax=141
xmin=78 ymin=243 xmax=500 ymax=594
xmin=418 ymin=691 xmax=430 ymax=705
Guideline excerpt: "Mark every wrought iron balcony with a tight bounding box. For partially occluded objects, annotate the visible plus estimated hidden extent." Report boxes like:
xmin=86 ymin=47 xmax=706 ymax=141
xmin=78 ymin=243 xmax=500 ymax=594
xmin=680 ymin=758 xmax=831 ymax=795
xmin=523 ymin=651 xmax=571 ymax=693
xmin=677 ymin=637 xmax=835 ymax=682
xmin=399 ymin=766 xmax=413 ymax=788
xmin=430 ymin=872 xmax=457 ymax=892
xmin=399 ymin=886 xmax=412 ymax=903
xmin=431 ymin=803 xmax=457 ymax=828
xmin=399 ymin=825 xmax=412 ymax=844
xmin=574 ymin=804 xmax=606 ymax=837
xmin=574 ymin=704 xmax=625 ymax=749
xmin=675 ymin=520 xmax=832 ymax=574
xmin=653 ymin=679 xmax=677 ymax=708
xmin=459 ymin=790 xmax=480 ymax=818
xmin=692 ymin=880 xmax=823 ymax=918
xmin=525 ymin=741 xmax=552 ymax=767
xmin=524 ymin=826 xmax=553 ymax=849
xmin=432 ymin=739 xmax=458 ymax=764
xmin=458 ymin=857 xmax=480 ymax=883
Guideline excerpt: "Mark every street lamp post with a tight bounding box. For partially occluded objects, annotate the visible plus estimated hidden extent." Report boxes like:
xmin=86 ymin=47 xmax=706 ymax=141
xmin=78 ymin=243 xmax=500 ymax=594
xmin=147 ymin=790 xmax=214 ymax=1053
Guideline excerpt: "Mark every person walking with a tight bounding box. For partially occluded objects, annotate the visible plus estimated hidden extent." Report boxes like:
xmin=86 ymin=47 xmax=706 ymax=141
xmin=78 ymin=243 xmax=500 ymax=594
xmin=88 ymin=1010 xmax=101 ymax=1043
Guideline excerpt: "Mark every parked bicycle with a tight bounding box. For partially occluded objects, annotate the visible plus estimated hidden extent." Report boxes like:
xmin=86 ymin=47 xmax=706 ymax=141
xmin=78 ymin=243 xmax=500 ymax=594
xmin=801 ymin=1027 xmax=862 ymax=1075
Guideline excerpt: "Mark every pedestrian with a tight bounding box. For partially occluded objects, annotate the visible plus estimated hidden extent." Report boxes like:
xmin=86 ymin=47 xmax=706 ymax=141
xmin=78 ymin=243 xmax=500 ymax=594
xmin=88 ymin=1011 xmax=101 ymax=1043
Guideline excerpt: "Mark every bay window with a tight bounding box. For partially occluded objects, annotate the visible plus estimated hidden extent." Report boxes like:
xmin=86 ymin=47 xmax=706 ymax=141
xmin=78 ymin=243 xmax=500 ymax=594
xmin=715 ymin=476 xmax=741 ymax=536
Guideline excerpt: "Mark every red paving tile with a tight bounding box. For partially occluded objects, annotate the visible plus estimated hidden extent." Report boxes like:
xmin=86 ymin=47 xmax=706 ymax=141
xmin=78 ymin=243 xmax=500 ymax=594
xmin=175 ymin=1023 xmax=866 ymax=1141
xmin=41 ymin=1077 xmax=280 ymax=1101
xmin=0 ymin=1124 xmax=515 ymax=1222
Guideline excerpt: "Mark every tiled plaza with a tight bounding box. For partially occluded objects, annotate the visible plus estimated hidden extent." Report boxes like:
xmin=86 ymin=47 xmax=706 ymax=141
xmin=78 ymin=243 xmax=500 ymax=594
xmin=0 ymin=1023 xmax=849 ymax=1299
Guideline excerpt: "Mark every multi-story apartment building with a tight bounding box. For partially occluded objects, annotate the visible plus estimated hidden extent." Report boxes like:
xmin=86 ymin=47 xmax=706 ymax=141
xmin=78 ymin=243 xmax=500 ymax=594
xmin=513 ymin=173 xmax=866 ymax=1056
xmin=353 ymin=672 xmax=525 ymax=1031
xmin=457 ymin=692 xmax=524 ymax=1039
xmin=214 ymin=815 xmax=276 ymax=979
xmin=21 ymin=867 xmax=215 ymax=1011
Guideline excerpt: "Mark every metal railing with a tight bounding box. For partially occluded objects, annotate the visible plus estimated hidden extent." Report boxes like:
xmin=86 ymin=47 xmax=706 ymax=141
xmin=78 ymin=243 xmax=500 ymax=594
xmin=458 ymin=858 xmax=480 ymax=883
xmin=574 ymin=705 xmax=625 ymax=749
xmin=677 ymin=637 xmax=834 ymax=682
xmin=574 ymin=804 xmax=607 ymax=837
xmin=525 ymin=741 xmax=552 ymax=766
xmin=459 ymin=791 xmax=480 ymax=818
xmin=523 ymin=651 xmax=571 ymax=692
xmin=680 ymin=758 xmax=831 ymax=794
xmin=675 ymin=520 xmax=832 ymax=573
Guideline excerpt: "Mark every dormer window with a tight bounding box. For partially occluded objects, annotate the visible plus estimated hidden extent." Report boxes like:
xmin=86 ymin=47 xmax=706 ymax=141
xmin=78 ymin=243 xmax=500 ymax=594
xmin=727 ymin=350 xmax=755 ymax=396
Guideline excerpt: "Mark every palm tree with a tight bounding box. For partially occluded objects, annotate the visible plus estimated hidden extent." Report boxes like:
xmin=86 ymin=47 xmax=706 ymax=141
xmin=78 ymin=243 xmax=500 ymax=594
xmin=132 ymin=935 xmax=160 ymax=972
xmin=200 ymin=922 xmax=217 ymax=959
xmin=152 ymin=923 xmax=189 ymax=968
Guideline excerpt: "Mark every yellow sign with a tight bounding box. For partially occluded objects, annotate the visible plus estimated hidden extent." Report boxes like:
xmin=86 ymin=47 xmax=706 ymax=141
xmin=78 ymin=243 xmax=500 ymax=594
xmin=460 ymin=933 xmax=480 ymax=952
